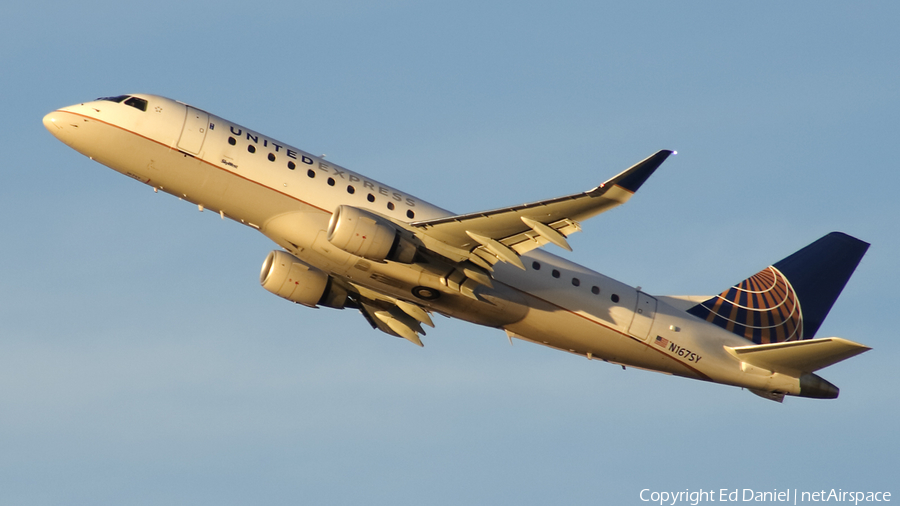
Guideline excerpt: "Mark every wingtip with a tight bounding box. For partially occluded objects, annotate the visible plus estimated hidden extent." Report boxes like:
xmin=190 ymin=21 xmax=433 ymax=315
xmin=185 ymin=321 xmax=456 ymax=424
xmin=608 ymin=150 xmax=673 ymax=194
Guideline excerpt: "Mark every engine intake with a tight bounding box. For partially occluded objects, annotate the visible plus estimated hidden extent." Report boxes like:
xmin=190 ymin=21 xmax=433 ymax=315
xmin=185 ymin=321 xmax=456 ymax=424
xmin=260 ymin=250 xmax=348 ymax=308
xmin=326 ymin=205 xmax=416 ymax=263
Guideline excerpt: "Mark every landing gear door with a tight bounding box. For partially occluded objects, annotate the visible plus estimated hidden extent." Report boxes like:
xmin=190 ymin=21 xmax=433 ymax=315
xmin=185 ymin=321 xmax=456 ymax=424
xmin=177 ymin=106 xmax=209 ymax=155
xmin=628 ymin=291 xmax=657 ymax=340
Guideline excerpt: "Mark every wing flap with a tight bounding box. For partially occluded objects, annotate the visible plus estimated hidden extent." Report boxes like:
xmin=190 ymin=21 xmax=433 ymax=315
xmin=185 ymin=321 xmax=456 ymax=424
xmin=411 ymin=150 xmax=672 ymax=266
xmin=520 ymin=216 xmax=573 ymax=251
xmin=353 ymin=284 xmax=433 ymax=346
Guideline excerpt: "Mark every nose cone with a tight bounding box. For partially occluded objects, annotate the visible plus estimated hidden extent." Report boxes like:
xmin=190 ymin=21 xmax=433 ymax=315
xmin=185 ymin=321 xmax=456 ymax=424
xmin=43 ymin=110 xmax=78 ymax=147
xmin=43 ymin=111 xmax=74 ymax=147
xmin=43 ymin=111 xmax=62 ymax=135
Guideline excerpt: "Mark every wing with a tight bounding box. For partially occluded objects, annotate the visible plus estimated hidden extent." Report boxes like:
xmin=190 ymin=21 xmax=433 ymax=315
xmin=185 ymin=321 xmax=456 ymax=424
xmin=411 ymin=150 xmax=673 ymax=270
xmin=352 ymin=283 xmax=435 ymax=347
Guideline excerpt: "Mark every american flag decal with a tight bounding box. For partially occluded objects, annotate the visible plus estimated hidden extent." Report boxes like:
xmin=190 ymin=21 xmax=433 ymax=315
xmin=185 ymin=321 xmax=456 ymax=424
xmin=655 ymin=335 xmax=669 ymax=347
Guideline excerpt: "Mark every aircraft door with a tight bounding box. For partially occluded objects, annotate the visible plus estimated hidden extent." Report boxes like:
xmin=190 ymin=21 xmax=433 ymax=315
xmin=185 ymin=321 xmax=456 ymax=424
xmin=628 ymin=291 xmax=657 ymax=340
xmin=177 ymin=106 xmax=209 ymax=154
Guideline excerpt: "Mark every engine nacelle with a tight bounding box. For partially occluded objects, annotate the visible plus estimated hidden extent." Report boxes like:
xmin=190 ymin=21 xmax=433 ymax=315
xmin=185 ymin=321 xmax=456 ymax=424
xmin=259 ymin=250 xmax=348 ymax=308
xmin=326 ymin=205 xmax=416 ymax=263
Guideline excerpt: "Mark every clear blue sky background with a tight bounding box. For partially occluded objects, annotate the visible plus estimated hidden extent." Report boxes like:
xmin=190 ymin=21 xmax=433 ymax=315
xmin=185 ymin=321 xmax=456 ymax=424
xmin=2 ymin=2 xmax=898 ymax=505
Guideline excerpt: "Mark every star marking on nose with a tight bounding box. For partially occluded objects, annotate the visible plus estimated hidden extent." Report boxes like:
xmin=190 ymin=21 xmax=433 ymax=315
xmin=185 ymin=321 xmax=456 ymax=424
xmin=154 ymin=106 xmax=163 ymax=113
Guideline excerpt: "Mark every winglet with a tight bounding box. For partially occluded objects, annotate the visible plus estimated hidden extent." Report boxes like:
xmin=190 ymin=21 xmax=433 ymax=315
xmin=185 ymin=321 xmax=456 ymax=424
xmin=592 ymin=150 xmax=674 ymax=195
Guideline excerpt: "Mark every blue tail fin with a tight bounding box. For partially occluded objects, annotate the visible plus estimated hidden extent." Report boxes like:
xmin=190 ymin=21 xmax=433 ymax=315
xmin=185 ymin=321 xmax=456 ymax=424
xmin=687 ymin=232 xmax=869 ymax=344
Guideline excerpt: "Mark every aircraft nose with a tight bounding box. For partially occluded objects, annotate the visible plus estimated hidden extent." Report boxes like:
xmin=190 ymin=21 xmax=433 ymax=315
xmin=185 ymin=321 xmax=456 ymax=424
xmin=43 ymin=112 xmax=62 ymax=134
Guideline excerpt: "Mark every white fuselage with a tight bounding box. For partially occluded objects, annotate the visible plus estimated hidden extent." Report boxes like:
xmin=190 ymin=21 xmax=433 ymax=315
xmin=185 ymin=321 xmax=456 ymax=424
xmin=43 ymin=94 xmax=806 ymax=396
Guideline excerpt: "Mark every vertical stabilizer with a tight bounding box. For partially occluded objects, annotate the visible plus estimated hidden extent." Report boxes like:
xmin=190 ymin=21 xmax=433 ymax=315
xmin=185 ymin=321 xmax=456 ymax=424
xmin=687 ymin=232 xmax=869 ymax=344
xmin=771 ymin=232 xmax=869 ymax=339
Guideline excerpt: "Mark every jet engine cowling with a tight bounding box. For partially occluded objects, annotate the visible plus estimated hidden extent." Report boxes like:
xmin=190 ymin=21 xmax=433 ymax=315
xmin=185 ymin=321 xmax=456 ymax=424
xmin=326 ymin=205 xmax=416 ymax=263
xmin=260 ymin=250 xmax=348 ymax=308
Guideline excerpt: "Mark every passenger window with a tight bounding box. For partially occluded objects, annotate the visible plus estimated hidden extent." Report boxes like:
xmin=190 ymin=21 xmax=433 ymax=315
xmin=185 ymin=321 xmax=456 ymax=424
xmin=552 ymin=269 xmax=560 ymax=278
xmin=228 ymin=137 xmax=236 ymax=146
xmin=572 ymin=278 xmax=580 ymax=286
xmin=532 ymin=261 xmax=541 ymax=270
xmin=591 ymin=286 xmax=600 ymax=295
xmin=124 ymin=96 xmax=148 ymax=111
xmin=248 ymin=145 xmax=256 ymax=154
xmin=327 ymin=178 xmax=335 ymax=186
xmin=307 ymin=169 xmax=315 ymax=178
xmin=407 ymin=210 xmax=415 ymax=219
xmin=367 ymin=194 xmax=375 ymax=202
xmin=611 ymin=294 xmax=620 ymax=303
xmin=287 ymin=161 xmax=296 ymax=170
xmin=268 ymin=153 xmax=276 ymax=162
xmin=387 ymin=202 xmax=395 ymax=210
xmin=347 ymin=185 xmax=355 ymax=194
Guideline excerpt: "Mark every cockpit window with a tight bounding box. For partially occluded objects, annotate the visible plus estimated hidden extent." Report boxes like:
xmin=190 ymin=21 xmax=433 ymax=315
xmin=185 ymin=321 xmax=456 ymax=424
xmin=124 ymin=96 xmax=148 ymax=111
xmin=96 ymin=95 xmax=148 ymax=111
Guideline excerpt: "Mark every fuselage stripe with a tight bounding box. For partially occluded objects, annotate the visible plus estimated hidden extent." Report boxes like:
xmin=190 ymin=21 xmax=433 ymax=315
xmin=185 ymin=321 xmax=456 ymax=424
xmin=53 ymin=110 xmax=333 ymax=215
xmin=503 ymin=284 xmax=711 ymax=380
xmin=59 ymin=108 xmax=710 ymax=381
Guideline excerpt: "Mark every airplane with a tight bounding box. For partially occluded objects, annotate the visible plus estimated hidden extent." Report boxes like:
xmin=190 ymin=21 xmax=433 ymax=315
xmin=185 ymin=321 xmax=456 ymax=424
xmin=43 ymin=93 xmax=871 ymax=402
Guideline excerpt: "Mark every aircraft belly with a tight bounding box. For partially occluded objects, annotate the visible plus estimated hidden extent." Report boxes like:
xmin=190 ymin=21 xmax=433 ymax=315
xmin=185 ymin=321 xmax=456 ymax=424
xmin=342 ymin=261 xmax=529 ymax=328
xmin=436 ymin=281 xmax=529 ymax=327
xmin=505 ymin=293 xmax=705 ymax=379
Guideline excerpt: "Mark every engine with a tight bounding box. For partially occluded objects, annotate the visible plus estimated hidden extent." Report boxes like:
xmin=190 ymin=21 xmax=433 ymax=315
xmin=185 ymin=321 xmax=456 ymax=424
xmin=259 ymin=250 xmax=348 ymax=308
xmin=326 ymin=205 xmax=417 ymax=263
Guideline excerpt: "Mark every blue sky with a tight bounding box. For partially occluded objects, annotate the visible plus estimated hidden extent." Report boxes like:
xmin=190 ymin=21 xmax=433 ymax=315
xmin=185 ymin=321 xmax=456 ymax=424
xmin=2 ymin=1 xmax=898 ymax=505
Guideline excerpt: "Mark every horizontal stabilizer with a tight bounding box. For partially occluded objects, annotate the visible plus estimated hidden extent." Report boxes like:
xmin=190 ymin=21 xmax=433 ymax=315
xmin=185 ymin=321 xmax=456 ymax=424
xmin=725 ymin=337 xmax=870 ymax=375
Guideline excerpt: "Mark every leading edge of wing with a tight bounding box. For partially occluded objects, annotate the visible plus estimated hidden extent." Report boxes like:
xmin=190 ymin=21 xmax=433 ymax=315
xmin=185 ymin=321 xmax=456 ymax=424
xmin=409 ymin=150 xmax=673 ymax=255
xmin=413 ymin=150 xmax=672 ymax=228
